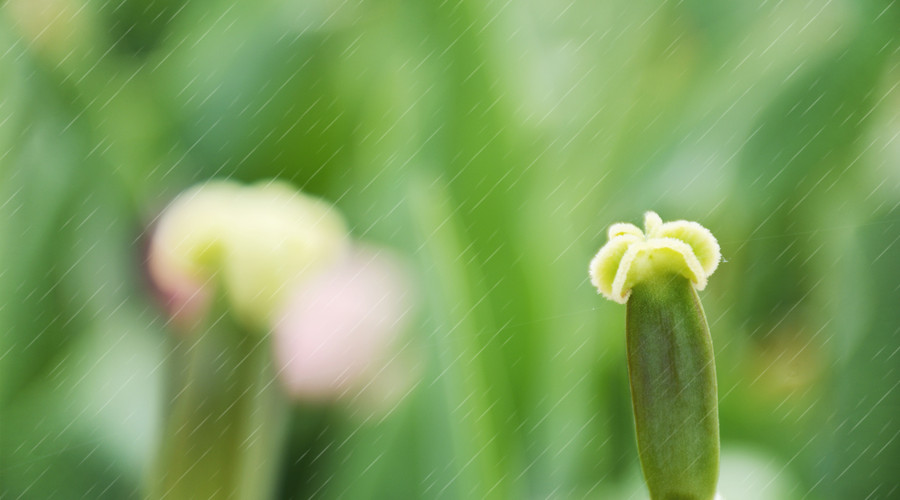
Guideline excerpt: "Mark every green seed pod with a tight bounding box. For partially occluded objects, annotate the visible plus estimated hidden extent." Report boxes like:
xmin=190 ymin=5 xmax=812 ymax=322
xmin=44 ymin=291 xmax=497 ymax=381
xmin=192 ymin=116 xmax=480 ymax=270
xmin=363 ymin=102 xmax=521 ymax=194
xmin=589 ymin=212 xmax=721 ymax=500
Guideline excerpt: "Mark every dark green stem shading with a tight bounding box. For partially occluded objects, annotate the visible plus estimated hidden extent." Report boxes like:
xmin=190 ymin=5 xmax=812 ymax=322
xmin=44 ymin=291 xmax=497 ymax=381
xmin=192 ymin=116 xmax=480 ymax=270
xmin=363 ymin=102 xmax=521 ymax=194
xmin=149 ymin=316 xmax=287 ymax=500
xmin=626 ymin=274 xmax=719 ymax=500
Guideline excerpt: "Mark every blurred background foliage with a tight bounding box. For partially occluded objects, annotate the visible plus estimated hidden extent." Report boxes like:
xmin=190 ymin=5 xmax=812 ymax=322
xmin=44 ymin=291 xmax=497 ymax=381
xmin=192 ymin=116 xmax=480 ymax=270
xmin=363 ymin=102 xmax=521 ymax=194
xmin=1 ymin=0 xmax=899 ymax=498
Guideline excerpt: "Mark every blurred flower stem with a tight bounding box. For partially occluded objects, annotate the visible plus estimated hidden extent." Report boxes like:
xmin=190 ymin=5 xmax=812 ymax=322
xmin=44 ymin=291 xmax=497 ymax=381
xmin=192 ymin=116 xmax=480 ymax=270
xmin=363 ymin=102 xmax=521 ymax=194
xmin=149 ymin=293 xmax=287 ymax=500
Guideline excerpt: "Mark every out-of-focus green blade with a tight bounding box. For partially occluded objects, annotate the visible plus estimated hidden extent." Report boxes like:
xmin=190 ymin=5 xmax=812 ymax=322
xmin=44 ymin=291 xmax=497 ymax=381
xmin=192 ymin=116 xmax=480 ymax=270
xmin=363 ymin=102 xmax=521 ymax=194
xmin=408 ymin=174 xmax=520 ymax=499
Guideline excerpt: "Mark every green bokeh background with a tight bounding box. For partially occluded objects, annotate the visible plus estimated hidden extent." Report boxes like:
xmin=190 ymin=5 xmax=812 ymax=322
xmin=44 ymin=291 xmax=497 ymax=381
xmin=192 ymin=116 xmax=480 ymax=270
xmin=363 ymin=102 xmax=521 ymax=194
xmin=1 ymin=0 xmax=899 ymax=498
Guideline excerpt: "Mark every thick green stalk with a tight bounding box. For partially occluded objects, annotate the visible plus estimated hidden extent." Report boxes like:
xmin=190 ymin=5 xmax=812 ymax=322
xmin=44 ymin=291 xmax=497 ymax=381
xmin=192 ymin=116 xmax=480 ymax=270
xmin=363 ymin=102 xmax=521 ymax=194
xmin=626 ymin=274 xmax=719 ymax=500
xmin=149 ymin=318 xmax=286 ymax=500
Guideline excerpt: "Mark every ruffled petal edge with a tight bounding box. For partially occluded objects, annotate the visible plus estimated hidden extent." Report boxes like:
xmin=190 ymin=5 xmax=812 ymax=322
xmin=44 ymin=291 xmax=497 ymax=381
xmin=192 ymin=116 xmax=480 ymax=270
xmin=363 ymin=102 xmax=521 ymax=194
xmin=610 ymin=238 xmax=707 ymax=303
xmin=656 ymin=220 xmax=721 ymax=275
xmin=589 ymin=234 xmax=640 ymax=301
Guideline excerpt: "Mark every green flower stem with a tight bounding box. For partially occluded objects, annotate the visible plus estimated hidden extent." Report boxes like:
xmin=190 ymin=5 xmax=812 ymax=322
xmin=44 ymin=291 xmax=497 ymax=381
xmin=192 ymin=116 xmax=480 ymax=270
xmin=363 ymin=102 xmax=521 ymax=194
xmin=626 ymin=274 xmax=719 ymax=500
xmin=150 ymin=314 xmax=287 ymax=500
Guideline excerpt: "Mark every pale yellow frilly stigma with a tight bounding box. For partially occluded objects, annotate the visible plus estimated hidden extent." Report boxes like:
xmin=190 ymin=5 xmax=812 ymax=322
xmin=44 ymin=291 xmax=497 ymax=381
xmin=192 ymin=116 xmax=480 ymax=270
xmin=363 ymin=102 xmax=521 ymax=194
xmin=589 ymin=211 xmax=721 ymax=304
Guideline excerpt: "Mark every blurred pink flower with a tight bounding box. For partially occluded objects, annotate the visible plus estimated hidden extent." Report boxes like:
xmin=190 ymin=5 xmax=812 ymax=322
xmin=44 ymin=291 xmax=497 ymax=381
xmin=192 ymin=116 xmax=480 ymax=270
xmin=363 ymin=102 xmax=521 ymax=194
xmin=272 ymin=247 xmax=416 ymax=404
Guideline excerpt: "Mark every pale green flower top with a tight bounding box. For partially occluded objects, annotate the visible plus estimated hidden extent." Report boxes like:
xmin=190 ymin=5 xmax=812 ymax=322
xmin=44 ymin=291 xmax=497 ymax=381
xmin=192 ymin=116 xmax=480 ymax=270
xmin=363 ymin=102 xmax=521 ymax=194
xmin=150 ymin=180 xmax=348 ymax=330
xmin=589 ymin=211 xmax=721 ymax=304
